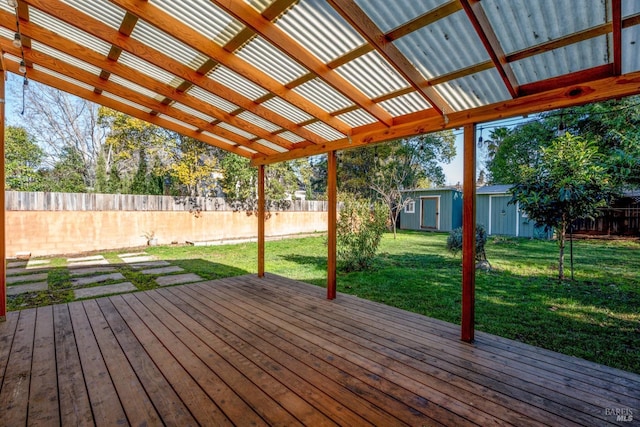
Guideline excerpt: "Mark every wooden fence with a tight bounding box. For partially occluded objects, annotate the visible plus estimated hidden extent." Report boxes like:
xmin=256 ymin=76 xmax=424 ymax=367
xmin=5 ymin=191 xmax=328 ymax=212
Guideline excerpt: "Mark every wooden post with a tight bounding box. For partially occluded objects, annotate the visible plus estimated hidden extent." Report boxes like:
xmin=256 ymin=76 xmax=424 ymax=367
xmin=327 ymin=151 xmax=337 ymax=300
xmin=0 ymin=70 xmax=6 ymax=321
xmin=257 ymin=164 xmax=265 ymax=278
xmin=461 ymin=124 xmax=476 ymax=342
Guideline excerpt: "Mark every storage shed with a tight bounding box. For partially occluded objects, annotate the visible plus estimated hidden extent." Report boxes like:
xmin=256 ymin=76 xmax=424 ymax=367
xmin=476 ymin=185 xmax=550 ymax=238
xmin=400 ymin=188 xmax=462 ymax=232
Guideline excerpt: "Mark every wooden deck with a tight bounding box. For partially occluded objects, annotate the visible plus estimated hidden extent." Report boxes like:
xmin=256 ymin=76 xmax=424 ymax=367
xmin=1 ymin=274 xmax=638 ymax=426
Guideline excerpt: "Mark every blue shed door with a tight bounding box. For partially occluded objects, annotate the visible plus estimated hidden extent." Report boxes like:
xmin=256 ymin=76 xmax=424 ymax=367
xmin=421 ymin=197 xmax=439 ymax=230
xmin=490 ymin=196 xmax=517 ymax=235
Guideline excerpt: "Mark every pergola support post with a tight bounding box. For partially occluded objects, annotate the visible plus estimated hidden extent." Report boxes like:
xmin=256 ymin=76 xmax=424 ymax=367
xmin=0 ymin=70 xmax=6 ymax=321
xmin=257 ymin=164 xmax=265 ymax=278
xmin=327 ymin=150 xmax=337 ymax=300
xmin=461 ymin=124 xmax=477 ymax=342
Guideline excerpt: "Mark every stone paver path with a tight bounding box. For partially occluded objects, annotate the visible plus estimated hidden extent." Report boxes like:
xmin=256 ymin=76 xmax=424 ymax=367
xmin=118 ymin=252 xmax=148 ymax=258
xmin=67 ymin=255 xmax=105 ymax=262
xmin=7 ymin=261 xmax=27 ymax=268
xmin=26 ymin=259 xmax=51 ymax=270
xmin=121 ymin=255 xmax=156 ymax=264
xmin=7 ymin=273 xmax=48 ymax=285
xmin=130 ymin=260 xmax=171 ymax=269
xmin=71 ymin=273 xmax=126 ymax=287
xmin=155 ymin=273 xmax=203 ymax=286
xmin=7 ymin=267 xmax=29 ymax=276
xmin=140 ymin=266 xmax=184 ymax=275
xmin=74 ymin=282 xmax=136 ymax=299
xmin=7 ymin=282 xmax=48 ymax=296
xmin=69 ymin=266 xmax=118 ymax=276
xmin=67 ymin=255 xmax=110 ymax=268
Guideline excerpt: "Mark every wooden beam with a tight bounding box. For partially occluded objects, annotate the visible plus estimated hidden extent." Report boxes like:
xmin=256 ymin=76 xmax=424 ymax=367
xmin=327 ymin=151 xmax=337 ymax=300
xmin=257 ymin=164 xmax=265 ymax=278
xmin=19 ymin=0 xmax=329 ymax=146
xmin=518 ymin=64 xmax=613 ymax=97
xmin=0 ymin=69 xmax=5 ymax=321
xmin=386 ymin=0 xmax=462 ymax=41
xmin=251 ymin=68 xmax=640 ymax=165
xmin=209 ymin=0 xmax=393 ymax=127
xmin=459 ymin=0 xmax=518 ymax=98
xmin=327 ymin=0 xmax=452 ymax=116
xmin=96 ymin=12 xmax=139 ymax=93
xmin=461 ymin=124 xmax=476 ymax=342
xmin=612 ymin=0 xmax=622 ymax=76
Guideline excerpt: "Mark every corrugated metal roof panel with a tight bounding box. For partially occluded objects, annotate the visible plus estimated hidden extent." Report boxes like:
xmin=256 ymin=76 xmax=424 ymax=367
xmin=623 ymin=2 xmax=640 ymax=17
xmin=511 ymin=37 xmax=608 ymax=85
xmin=102 ymin=91 xmax=154 ymax=114
xmin=33 ymin=63 xmax=95 ymax=92
xmin=186 ymin=86 xmax=239 ymax=113
xmin=217 ymin=122 xmax=257 ymax=140
xmin=276 ymin=0 xmax=365 ymax=63
xmin=118 ymin=52 xmax=178 ymax=86
xmin=200 ymin=131 xmax=237 ymax=146
xmin=393 ymin=11 xmax=489 ymax=79
xmin=108 ymin=74 xmax=162 ymax=101
xmin=335 ymin=50 xmax=409 ymax=98
xmin=208 ymin=66 xmax=268 ymax=101
xmin=0 ymin=3 xmax=13 ymax=13
xmin=237 ymin=146 xmax=258 ymax=154
xmin=130 ymin=20 xmax=209 ymax=70
xmin=156 ymin=114 xmax=199 ymax=131
xmin=435 ymin=68 xmax=511 ymax=111
xmin=32 ymin=41 xmax=102 ymax=76
xmin=237 ymin=111 xmax=281 ymax=133
xmin=236 ymin=37 xmax=307 ymax=84
xmin=245 ymin=0 xmax=271 ymax=14
xmin=61 ymin=0 xmax=125 ymax=30
xmin=483 ymin=0 xmax=607 ymax=55
xmin=256 ymin=139 xmax=288 ymax=153
xmin=173 ymin=102 xmax=216 ymax=123
xmin=379 ymin=92 xmax=432 ymax=117
xmin=304 ymin=122 xmax=345 ymax=141
xmin=29 ymin=9 xmax=112 ymax=56
xmin=262 ymin=97 xmax=313 ymax=124
xmin=293 ymin=78 xmax=353 ymax=113
xmin=354 ymin=0 xmax=449 ymax=34
xmin=623 ymin=27 xmax=640 ymax=73
xmin=278 ymin=131 xmax=306 ymax=144
xmin=151 ymin=0 xmax=244 ymax=46
xmin=336 ymin=109 xmax=377 ymax=127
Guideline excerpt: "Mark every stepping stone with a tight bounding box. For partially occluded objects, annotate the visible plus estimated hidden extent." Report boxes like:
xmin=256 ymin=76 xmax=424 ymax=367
xmin=7 ymin=267 xmax=28 ymax=276
xmin=118 ymin=252 xmax=148 ymax=258
xmin=71 ymin=273 xmax=125 ymax=287
xmin=140 ymin=266 xmax=184 ymax=275
xmin=67 ymin=255 xmax=105 ymax=263
xmin=7 ymin=261 xmax=27 ymax=268
xmin=69 ymin=266 xmax=117 ymax=276
xmin=68 ymin=259 xmax=110 ymax=268
xmin=122 ymin=255 xmax=156 ymax=264
xmin=26 ymin=260 xmax=51 ymax=269
xmin=7 ymin=282 xmax=48 ymax=296
xmin=7 ymin=273 xmax=48 ymax=285
xmin=130 ymin=260 xmax=170 ymax=269
xmin=74 ymin=282 xmax=136 ymax=299
xmin=155 ymin=273 xmax=203 ymax=287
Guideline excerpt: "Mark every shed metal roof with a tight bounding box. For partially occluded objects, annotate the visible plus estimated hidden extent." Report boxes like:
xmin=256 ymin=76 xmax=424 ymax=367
xmin=1 ymin=0 xmax=639 ymax=165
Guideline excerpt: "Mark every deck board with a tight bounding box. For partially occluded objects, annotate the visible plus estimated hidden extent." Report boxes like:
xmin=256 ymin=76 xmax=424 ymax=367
xmin=0 ymin=274 xmax=638 ymax=426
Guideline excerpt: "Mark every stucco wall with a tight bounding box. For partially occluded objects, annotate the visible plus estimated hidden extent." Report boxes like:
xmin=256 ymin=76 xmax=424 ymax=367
xmin=7 ymin=210 xmax=327 ymax=257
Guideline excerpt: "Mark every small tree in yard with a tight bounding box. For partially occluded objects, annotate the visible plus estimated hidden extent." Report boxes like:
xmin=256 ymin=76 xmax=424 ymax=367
xmin=336 ymin=193 xmax=388 ymax=272
xmin=510 ymin=133 xmax=616 ymax=280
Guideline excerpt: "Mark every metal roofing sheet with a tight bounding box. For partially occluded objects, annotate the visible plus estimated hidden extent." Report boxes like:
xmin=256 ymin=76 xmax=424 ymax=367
xmin=278 ymin=131 xmax=306 ymax=144
xmin=304 ymin=122 xmax=345 ymax=141
xmin=108 ymin=74 xmax=164 ymax=102
xmin=623 ymin=2 xmax=640 ymax=16
xmin=435 ymin=68 xmax=511 ymax=111
xmin=200 ymin=131 xmax=237 ymax=147
xmin=172 ymin=102 xmax=217 ymax=123
xmin=186 ymin=86 xmax=239 ymax=113
xmin=293 ymin=78 xmax=353 ymax=113
xmin=33 ymin=64 xmax=95 ymax=93
xmin=157 ymin=113 xmax=199 ymax=131
xmin=379 ymin=91 xmax=433 ymax=117
xmin=150 ymin=0 xmax=244 ymax=46
xmin=208 ymin=66 xmax=268 ymax=101
xmin=245 ymin=0 xmax=272 ymax=14
xmin=217 ymin=122 xmax=257 ymax=140
xmin=335 ymin=50 xmax=410 ymax=98
xmin=61 ymin=0 xmax=125 ymax=30
xmin=276 ymin=0 xmax=365 ymax=63
xmin=256 ymin=139 xmax=288 ymax=153
xmin=336 ymin=109 xmax=377 ymax=127
xmin=31 ymin=41 xmax=102 ymax=76
xmin=236 ymin=37 xmax=308 ymax=84
xmin=102 ymin=92 xmax=153 ymax=114
xmin=354 ymin=0 xmax=449 ymax=34
xmin=262 ymin=97 xmax=313 ymax=124
xmin=237 ymin=111 xmax=281 ymax=133
xmin=393 ymin=11 xmax=489 ymax=79
xmin=118 ymin=52 xmax=179 ymax=86
xmin=623 ymin=27 xmax=640 ymax=73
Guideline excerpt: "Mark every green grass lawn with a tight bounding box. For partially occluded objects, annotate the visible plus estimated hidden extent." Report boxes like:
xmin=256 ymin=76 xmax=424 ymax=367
xmin=147 ymin=231 xmax=640 ymax=374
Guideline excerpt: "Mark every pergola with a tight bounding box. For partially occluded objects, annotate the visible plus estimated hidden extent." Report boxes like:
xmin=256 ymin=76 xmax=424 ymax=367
xmin=1 ymin=0 xmax=639 ymax=343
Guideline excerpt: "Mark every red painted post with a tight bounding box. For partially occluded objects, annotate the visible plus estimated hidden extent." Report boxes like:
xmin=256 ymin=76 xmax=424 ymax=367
xmin=327 ymin=151 xmax=337 ymax=300
xmin=461 ymin=124 xmax=476 ymax=342
xmin=257 ymin=164 xmax=265 ymax=278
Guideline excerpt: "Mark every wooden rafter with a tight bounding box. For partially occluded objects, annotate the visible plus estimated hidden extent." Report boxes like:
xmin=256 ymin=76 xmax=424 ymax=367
xmin=385 ymin=0 xmax=462 ymax=41
xmin=327 ymin=0 xmax=453 ymax=116
xmin=96 ymin=12 xmax=138 ymax=94
xmin=20 ymin=0 xmax=327 ymax=146
xmin=105 ymin=0 xmax=352 ymax=135
xmin=612 ymin=0 xmax=622 ymax=76
xmin=459 ymin=0 xmax=519 ymax=98
xmin=252 ymin=68 xmax=640 ymax=165
xmin=209 ymin=0 xmax=393 ymax=127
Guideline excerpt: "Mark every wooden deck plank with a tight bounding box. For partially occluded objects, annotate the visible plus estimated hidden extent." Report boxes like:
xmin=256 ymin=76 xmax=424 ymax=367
xmin=129 ymin=291 xmax=269 ymax=427
xmin=0 ymin=309 xmax=36 ymax=426
xmin=68 ymin=301 xmax=127 ymax=427
xmin=143 ymin=288 xmax=305 ymax=426
xmin=27 ymin=306 xmax=60 ymax=426
xmin=109 ymin=294 xmax=233 ymax=426
xmin=95 ymin=297 xmax=197 ymax=426
xmin=175 ymin=284 xmax=414 ymax=427
xmin=0 ymin=311 xmax=19 ymax=398
xmin=53 ymin=303 xmax=94 ymax=426
xmin=82 ymin=299 xmax=163 ymax=426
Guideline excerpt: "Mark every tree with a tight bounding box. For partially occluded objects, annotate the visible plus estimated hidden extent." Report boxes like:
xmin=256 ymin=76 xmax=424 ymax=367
xmin=166 ymin=134 xmax=221 ymax=197
xmin=510 ymin=133 xmax=617 ymax=280
xmin=42 ymin=146 xmax=87 ymax=193
xmin=5 ymin=126 xmax=44 ymax=190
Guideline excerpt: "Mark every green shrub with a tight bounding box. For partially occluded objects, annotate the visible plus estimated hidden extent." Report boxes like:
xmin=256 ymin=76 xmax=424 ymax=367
xmin=446 ymin=223 xmax=488 ymax=263
xmin=336 ymin=193 xmax=388 ymax=271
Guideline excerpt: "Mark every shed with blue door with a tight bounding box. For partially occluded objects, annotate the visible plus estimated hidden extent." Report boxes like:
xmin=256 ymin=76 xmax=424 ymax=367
xmin=476 ymin=185 xmax=550 ymax=238
xmin=400 ymin=187 xmax=462 ymax=232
